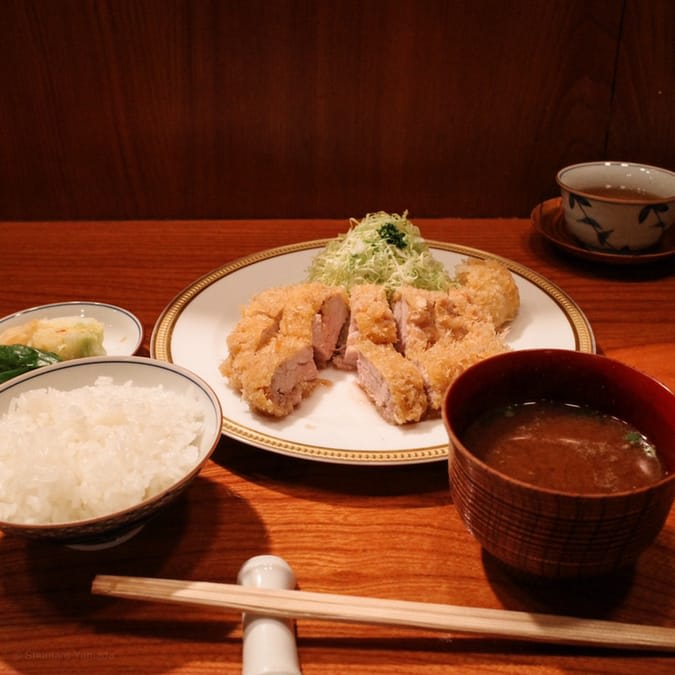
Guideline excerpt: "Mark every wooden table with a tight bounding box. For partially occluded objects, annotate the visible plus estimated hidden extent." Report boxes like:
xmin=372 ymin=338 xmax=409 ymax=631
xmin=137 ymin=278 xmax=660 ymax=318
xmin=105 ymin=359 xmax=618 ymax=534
xmin=1 ymin=216 xmax=675 ymax=674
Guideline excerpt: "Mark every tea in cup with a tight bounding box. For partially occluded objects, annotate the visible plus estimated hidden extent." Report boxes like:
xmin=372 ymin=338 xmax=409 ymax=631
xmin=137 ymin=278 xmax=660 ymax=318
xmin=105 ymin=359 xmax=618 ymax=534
xmin=556 ymin=161 xmax=675 ymax=252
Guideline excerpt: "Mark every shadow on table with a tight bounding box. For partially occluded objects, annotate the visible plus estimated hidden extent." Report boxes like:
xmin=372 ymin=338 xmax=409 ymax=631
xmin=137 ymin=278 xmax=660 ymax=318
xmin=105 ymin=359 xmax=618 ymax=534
xmin=527 ymin=229 xmax=675 ymax=281
xmin=0 ymin=476 xmax=269 ymax=674
xmin=213 ymin=437 xmax=450 ymax=503
xmin=483 ymin=523 xmax=675 ymax=623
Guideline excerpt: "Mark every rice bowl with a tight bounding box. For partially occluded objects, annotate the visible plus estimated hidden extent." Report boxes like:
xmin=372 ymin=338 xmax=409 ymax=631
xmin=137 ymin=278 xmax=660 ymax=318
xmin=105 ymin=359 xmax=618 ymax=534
xmin=0 ymin=356 xmax=222 ymax=548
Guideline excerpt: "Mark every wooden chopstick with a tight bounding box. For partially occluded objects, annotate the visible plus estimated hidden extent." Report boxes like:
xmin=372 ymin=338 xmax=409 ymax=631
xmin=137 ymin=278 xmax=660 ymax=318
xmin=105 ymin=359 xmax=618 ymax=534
xmin=91 ymin=574 xmax=675 ymax=651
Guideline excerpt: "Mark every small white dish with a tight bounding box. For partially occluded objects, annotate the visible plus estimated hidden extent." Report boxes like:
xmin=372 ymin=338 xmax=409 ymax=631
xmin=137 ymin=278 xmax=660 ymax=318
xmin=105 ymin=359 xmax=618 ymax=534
xmin=0 ymin=301 xmax=143 ymax=356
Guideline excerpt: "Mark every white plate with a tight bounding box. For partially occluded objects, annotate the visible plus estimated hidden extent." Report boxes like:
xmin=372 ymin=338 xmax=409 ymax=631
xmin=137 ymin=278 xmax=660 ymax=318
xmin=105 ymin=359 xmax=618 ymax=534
xmin=151 ymin=240 xmax=595 ymax=465
xmin=0 ymin=301 xmax=143 ymax=357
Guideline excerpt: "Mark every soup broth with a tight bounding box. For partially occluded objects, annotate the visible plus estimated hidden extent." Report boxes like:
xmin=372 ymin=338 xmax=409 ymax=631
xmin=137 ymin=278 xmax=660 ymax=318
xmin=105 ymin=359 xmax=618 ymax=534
xmin=461 ymin=400 xmax=666 ymax=494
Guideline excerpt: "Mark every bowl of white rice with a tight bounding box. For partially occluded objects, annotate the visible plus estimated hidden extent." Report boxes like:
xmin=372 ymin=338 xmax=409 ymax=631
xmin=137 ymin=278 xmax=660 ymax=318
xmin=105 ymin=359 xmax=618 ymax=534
xmin=0 ymin=356 xmax=222 ymax=548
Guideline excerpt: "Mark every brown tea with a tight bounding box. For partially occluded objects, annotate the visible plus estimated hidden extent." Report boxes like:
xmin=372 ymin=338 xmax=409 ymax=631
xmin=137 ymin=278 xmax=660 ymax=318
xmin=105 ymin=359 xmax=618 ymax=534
xmin=581 ymin=184 xmax=665 ymax=201
xmin=461 ymin=400 xmax=666 ymax=494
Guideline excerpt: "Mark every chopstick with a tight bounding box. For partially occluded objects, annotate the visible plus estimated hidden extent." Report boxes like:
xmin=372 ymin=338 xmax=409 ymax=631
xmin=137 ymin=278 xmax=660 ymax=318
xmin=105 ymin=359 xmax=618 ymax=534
xmin=91 ymin=574 xmax=675 ymax=651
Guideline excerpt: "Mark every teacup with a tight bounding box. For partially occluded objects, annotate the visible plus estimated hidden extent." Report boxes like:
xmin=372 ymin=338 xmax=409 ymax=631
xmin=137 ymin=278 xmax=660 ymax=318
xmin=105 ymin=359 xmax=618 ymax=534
xmin=556 ymin=161 xmax=675 ymax=252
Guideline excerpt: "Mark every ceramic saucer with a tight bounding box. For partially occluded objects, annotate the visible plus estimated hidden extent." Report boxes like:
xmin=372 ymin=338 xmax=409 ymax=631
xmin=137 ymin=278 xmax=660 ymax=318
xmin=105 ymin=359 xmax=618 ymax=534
xmin=531 ymin=198 xmax=675 ymax=265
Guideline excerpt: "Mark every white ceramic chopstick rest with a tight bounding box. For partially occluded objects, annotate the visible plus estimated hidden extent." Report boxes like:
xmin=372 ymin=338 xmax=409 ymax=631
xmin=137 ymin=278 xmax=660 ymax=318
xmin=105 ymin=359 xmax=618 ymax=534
xmin=238 ymin=555 xmax=302 ymax=675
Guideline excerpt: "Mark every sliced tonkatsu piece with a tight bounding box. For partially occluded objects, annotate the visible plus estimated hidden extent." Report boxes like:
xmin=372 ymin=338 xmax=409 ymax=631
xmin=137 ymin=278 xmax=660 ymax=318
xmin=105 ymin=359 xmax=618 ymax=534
xmin=354 ymin=340 xmax=428 ymax=424
xmin=390 ymin=286 xmax=438 ymax=355
xmin=391 ymin=282 xmax=511 ymax=414
xmin=240 ymin=285 xmax=290 ymax=320
xmin=220 ymin=286 xmax=287 ymax=386
xmin=391 ymin=286 xmax=487 ymax=355
xmin=229 ymin=313 xmax=281 ymax=354
xmin=336 ymin=284 xmax=398 ymax=370
xmin=235 ymin=336 xmax=318 ymax=417
xmin=454 ymin=257 xmax=520 ymax=329
xmin=431 ymin=288 xmax=491 ymax=340
xmin=412 ymin=322 xmax=508 ymax=412
xmin=221 ymin=282 xmax=348 ymax=417
xmin=278 ymin=283 xmax=349 ymax=366
xmin=221 ymin=313 xmax=281 ymax=390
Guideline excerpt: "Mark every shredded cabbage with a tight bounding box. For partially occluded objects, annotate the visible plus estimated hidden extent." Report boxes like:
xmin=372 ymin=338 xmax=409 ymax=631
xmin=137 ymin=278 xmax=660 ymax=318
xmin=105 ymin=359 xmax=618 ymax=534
xmin=306 ymin=211 xmax=454 ymax=294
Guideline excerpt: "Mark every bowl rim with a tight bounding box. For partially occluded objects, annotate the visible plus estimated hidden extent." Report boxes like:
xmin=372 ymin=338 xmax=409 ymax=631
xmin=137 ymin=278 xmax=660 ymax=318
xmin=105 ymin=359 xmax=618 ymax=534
xmin=443 ymin=348 xmax=675 ymax=500
xmin=0 ymin=355 xmax=223 ymax=531
xmin=556 ymin=161 xmax=675 ymax=203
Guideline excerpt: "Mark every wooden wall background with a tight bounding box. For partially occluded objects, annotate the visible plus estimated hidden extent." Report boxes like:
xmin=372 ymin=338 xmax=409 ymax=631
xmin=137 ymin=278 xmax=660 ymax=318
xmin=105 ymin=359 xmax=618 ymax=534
xmin=0 ymin=0 xmax=673 ymax=220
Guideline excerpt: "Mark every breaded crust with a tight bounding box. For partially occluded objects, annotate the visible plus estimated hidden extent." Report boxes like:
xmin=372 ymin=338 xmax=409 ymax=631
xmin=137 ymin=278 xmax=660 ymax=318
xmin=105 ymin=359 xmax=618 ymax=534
xmin=354 ymin=340 xmax=428 ymax=424
xmin=236 ymin=337 xmax=318 ymax=417
xmin=337 ymin=284 xmax=398 ymax=370
xmin=349 ymin=284 xmax=398 ymax=344
xmin=412 ymin=322 xmax=508 ymax=411
xmin=454 ymin=258 xmax=520 ymax=328
xmin=221 ymin=282 xmax=348 ymax=417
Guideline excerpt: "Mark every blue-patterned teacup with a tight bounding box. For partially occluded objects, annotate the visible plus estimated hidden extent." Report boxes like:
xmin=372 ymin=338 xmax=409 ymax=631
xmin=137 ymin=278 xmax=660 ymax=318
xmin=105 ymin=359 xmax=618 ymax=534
xmin=556 ymin=161 xmax=675 ymax=252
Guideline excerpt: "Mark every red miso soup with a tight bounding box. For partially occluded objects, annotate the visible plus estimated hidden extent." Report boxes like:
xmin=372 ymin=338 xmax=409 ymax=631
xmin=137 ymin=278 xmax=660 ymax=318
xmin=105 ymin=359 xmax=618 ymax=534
xmin=461 ymin=400 xmax=667 ymax=494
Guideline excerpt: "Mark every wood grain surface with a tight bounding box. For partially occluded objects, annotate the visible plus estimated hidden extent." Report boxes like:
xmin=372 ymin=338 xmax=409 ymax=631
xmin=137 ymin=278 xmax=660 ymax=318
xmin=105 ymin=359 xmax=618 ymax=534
xmin=1 ymin=215 xmax=674 ymax=673
xmin=0 ymin=1 xmax=673 ymax=220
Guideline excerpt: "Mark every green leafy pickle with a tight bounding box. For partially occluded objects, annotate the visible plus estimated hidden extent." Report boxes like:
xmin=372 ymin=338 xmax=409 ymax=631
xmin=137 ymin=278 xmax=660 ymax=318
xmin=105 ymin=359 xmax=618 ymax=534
xmin=0 ymin=344 xmax=61 ymax=384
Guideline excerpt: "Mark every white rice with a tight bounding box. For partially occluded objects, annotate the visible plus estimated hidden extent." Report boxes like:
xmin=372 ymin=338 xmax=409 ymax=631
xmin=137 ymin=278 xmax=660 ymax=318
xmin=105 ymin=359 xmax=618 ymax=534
xmin=0 ymin=376 xmax=207 ymax=525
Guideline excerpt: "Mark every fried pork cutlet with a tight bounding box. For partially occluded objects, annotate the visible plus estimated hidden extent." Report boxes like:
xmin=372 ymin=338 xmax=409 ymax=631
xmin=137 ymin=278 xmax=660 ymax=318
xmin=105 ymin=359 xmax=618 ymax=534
xmin=279 ymin=283 xmax=350 ymax=366
xmin=392 ymin=286 xmax=492 ymax=352
xmin=354 ymin=340 xmax=428 ymax=425
xmin=412 ymin=322 xmax=508 ymax=411
xmin=223 ymin=314 xmax=281 ymax=390
xmin=391 ymin=286 xmax=485 ymax=354
xmin=390 ymin=285 xmax=437 ymax=355
xmin=232 ymin=336 xmax=318 ymax=417
xmin=221 ymin=283 xmax=348 ymax=417
xmin=454 ymin=258 xmax=520 ymax=329
xmin=222 ymin=285 xmax=289 ymax=381
xmin=336 ymin=284 xmax=398 ymax=370
xmin=343 ymin=284 xmax=429 ymax=423
xmin=433 ymin=288 xmax=491 ymax=338
xmin=392 ymin=285 xmax=509 ymax=413
xmin=336 ymin=284 xmax=429 ymax=423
